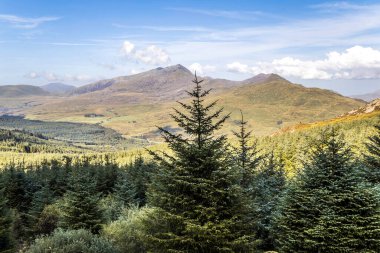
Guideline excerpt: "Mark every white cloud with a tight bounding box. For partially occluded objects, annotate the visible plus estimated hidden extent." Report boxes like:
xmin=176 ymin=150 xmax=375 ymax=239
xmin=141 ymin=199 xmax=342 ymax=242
xmin=24 ymin=72 xmax=40 ymax=79
xmin=121 ymin=41 xmax=135 ymax=55
xmin=227 ymin=62 xmax=250 ymax=74
xmin=310 ymin=1 xmax=368 ymax=11
xmin=130 ymin=68 xmax=146 ymax=75
xmin=134 ymin=45 xmax=170 ymax=65
xmin=227 ymin=46 xmax=380 ymax=80
xmin=166 ymin=7 xmax=269 ymax=20
xmin=121 ymin=41 xmax=170 ymax=65
xmin=188 ymin=63 xmax=216 ymax=75
xmin=0 ymin=14 xmax=60 ymax=29
xmin=113 ymin=24 xmax=212 ymax=32
xmin=24 ymin=72 xmax=95 ymax=82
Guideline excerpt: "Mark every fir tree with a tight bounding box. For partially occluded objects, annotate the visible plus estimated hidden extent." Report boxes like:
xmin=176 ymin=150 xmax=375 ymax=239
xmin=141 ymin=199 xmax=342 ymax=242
xmin=61 ymin=168 xmax=102 ymax=234
xmin=275 ymin=128 xmax=380 ymax=252
xmin=147 ymin=74 xmax=255 ymax=252
xmin=364 ymin=124 xmax=380 ymax=183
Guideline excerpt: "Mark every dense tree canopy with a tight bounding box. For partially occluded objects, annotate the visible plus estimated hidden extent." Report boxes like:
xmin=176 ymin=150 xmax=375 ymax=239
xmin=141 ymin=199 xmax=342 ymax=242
xmin=275 ymin=128 xmax=380 ymax=252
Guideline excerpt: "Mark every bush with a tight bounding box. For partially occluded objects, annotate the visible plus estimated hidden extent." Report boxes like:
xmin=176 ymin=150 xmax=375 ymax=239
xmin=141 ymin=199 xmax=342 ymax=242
xmin=26 ymin=229 xmax=117 ymax=253
xmin=102 ymin=206 xmax=163 ymax=253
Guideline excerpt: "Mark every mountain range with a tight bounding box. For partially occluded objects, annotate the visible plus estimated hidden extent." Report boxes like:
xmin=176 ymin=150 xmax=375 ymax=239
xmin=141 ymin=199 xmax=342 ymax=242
xmin=352 ymin=89 xmax=380 ymax=102
xmin=0 ymin=64 xmax=369 ymax=138
xmin=41 ymin=83 xmax=75 ymax=94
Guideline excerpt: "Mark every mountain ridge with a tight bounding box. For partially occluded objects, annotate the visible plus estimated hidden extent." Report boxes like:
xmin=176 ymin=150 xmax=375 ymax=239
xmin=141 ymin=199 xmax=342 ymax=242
xmin=41 ymin=83 xmax=75 ymax=94
xmin=0 ymin=85 xmax=49 ymax=97
xmin=0 ymin=64 xmax=365 ymax=138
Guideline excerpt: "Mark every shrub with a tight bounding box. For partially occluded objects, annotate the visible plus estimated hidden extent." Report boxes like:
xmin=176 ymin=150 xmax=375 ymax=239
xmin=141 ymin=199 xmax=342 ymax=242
xmin=26 ymin=229 xmax=117 ymax=253
xmin=102 ymin=206 xmax=162 ymax=253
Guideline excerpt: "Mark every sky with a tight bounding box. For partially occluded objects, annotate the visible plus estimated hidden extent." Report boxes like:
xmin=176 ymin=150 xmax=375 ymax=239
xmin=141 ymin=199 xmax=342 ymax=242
xmin=0 ymin=0 xmax=380 ymax=96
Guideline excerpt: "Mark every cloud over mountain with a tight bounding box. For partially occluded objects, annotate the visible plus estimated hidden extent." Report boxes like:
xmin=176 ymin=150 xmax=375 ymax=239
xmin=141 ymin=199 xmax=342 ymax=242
xmin=121 ymin=40 xmax=170 ymax=65
xmin=227 ymin=46 xmax=380 ymax=80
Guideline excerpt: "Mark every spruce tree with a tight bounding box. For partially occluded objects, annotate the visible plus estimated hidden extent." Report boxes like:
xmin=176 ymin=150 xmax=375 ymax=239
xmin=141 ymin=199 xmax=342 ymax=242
xmin=0 ymin=181 xmax=14 ymax=253
xmin=147 ymin=74 xmax=254 ymax=252
xmin=364 ymin=124 xmax=380 ymax=183
xmin=61 ymin=168 xmax=102 ymax=234
xmin=253 ymin=153 xmax=285 ymax=251
xmin=275 ymin=128 xmax=380 ymax=252
xmin=115 ymin=155 xmax=155 ymax=206
xmin=27 ymin=185 xmax=54 ymax=235
xmin=232 ymin=111 xmax=263 ymax=189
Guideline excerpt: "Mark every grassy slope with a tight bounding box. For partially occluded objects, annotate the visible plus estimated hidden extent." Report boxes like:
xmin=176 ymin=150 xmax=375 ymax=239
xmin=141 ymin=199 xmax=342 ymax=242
xmin=4 ymin=79 xmax=363 ymax=140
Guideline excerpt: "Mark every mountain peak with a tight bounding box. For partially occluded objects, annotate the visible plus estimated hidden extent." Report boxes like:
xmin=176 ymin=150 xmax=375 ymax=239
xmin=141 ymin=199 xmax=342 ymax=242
xmin=242 ymin=73 xmax=289 ymax=85
xmin=154 ymin=64 xmax=191 ymax=74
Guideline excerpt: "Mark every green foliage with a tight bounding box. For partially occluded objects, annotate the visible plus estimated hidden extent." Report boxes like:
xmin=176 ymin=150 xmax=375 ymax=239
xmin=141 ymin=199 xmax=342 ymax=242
xmin=364 ymin=124 xmax=380 ymax=183
xmin=232 ymin=111 xmax=264 ymax=189
xmin=61 ymin=167 xmax=102 ymax=234
xmin=147 ymin=75 xmax=255 ymax=252
xmin=252 ymin=153 xmax=286 ymax=251
xmin=275 ymin=128 xmax=380 ymax=252
xmin=26 ymin=185 xmax=54 ymax=236
xmin=98 ymin=195 xmax=124 ymax=224
xmin=0 ymin=180 xmax=14 ymax=253
xmin=26 ymin=229 xmax=117 ymax=253
xmin=103 ymin=206 xmax=161 ymax=253
xmin=35 ymin=204 xmax=60 ymax=235
xmin=114 ymin=155 xmax=155 ymax=206
xmin=0 ymin=116 xmax=147 ymax=153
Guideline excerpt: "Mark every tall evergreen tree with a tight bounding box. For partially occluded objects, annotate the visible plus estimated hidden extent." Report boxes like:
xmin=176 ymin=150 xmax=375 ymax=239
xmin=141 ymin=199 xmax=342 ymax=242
xmin=232 ymin=111 xmax=263 ymax=189
xmin=253 ymin=153 xmax=285 ymax=251
xmin=61 ymin=168 xmax=102 ymax=234
xmin=0 ymin=181 xmax=14 ymax=253
xmin=147 ymin=74 xmax=255 ymax=252
xmin=115 ymin=155 xmax=155 ymax=206
xmin=232 ymin=114 xmax=285 ymax=251
xmin=364 ymin=124 xmax=380 ymax=183
xmin=27 ymin=184 xmax=54 ymax=235
xmin=275 ymin=128 xmax=380 ymax=252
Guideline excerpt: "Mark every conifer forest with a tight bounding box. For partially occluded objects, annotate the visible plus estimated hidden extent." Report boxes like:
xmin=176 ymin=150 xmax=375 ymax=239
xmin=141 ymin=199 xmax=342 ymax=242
xmin=2 ymin=1 xmax=380 ymax=252
xmin=1 ymin=75 xmax=380 ymax=252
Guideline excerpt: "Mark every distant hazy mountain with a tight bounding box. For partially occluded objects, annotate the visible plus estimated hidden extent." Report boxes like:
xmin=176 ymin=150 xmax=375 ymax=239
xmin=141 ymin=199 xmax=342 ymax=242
xmin=0 ymin=85 xmax=49 ymax=97
xmin=12 ymin=64 xmax=364 ymax=137
xmin=70 ymin=64 xmax=198 ymax=98
xmin=352 ymin=89 xmax=380 ymax=102
xmin=70 ymin=64 xmax=289 ymax=99
xmin=41 ymin=83 xmax=75 ymax=94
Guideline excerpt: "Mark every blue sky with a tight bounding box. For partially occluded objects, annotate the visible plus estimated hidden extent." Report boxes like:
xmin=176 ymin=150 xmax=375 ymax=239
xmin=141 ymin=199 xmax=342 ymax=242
xmin=0 ymin=0 xmax=380 ymax=95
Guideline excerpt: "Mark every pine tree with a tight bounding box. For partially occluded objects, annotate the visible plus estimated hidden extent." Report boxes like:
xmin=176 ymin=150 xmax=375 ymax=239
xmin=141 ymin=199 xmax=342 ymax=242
xmin=275 ymin=128 xmax=380 ymax=252
xmin=364 ymin=124 xmax=380 ymax=183
xmin=61 ymin=168 xmax=102 ymax=234
xmin=147 ymin=74 xmax=255 ymax=252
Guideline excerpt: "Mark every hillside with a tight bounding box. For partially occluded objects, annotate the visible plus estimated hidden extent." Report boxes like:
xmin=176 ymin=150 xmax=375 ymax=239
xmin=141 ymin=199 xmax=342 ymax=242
xmin=0 ymin=65 xmax=365 ymax=138
xmin=70 ymin=65 xmax=286 ymax=99
xmin=41 ymin=83 xmax=75 ymax=94
xmin=279 ymin=98 xmax=380 ymax=134
xmin=0 ymin=85 xmax=49 ymax=97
